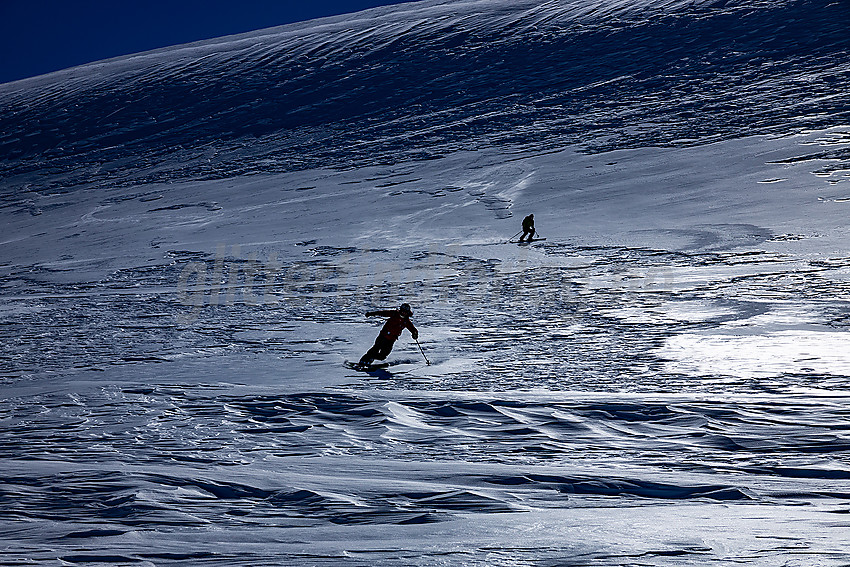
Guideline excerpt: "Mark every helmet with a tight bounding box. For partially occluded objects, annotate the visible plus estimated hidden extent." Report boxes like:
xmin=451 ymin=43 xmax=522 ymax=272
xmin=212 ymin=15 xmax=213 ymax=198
xmin=399 ymin=303 xmax=412 ymax=316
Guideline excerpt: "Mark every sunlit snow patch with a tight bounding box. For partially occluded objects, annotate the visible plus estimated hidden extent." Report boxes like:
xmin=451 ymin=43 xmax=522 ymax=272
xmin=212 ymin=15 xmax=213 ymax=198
xmin=658 ymin=330 xmax=850 ymax=378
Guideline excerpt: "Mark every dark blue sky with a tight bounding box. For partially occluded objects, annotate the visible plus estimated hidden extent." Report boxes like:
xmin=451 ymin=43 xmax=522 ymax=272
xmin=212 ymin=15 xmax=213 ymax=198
xmin=0 ymin=0 xmax=408 ymax=84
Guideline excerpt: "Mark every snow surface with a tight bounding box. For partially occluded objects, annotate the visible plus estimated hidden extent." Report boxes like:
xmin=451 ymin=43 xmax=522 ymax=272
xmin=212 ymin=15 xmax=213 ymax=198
xmin=2 ymin=0 xmax=850 ymax=565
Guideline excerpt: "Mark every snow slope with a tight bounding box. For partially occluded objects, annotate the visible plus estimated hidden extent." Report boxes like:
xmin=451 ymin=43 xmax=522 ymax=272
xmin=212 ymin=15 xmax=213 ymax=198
xmin=1 ymin=0 xmax=848 ymax=189
xmin=2 ymin=0 xmax=850 ymax=565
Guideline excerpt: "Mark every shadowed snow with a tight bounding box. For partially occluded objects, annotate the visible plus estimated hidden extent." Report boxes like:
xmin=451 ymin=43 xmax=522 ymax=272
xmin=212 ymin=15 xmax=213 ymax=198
xmin=2 ymin=0 xmax=850 ymax=564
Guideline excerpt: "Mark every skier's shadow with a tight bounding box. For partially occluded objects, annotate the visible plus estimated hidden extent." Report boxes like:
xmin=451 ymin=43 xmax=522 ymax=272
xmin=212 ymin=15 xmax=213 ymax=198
xmin=362 ymin=368 xmax=394 ymax=379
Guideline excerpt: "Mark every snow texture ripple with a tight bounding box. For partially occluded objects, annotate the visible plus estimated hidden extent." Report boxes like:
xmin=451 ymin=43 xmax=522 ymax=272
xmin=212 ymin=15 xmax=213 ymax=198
xmin=2 ymin=0 xmax=850 ymax=565
xmin=1 ymin=0 xmax=848 ymax=190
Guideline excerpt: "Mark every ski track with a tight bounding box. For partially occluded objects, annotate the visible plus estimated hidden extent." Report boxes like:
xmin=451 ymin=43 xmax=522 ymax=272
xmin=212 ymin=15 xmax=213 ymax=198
xmin=3 ymin=224 xmax=850 ymax=564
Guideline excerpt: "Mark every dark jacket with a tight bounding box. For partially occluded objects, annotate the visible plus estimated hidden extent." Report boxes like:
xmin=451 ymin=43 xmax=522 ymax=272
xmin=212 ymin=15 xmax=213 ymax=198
xmin=366 ymin=310 xmax=418 ymax=341
xmin=522 ymin=215 xmax=535 ymax=231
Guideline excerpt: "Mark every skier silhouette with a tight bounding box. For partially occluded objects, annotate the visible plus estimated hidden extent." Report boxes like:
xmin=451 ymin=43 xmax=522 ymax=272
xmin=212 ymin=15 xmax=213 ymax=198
xmin=519 ymin=213 xmax=536 ymax=242
xmin=358 ymin=303 xmax=418 ymax=366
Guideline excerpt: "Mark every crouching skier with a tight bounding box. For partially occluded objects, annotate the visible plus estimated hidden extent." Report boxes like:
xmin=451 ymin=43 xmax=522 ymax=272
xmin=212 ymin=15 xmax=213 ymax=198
xmin=358 ymin=303 xmax=418 ymax=367
xmin=519 ymin=213 xmax=535 ymax=242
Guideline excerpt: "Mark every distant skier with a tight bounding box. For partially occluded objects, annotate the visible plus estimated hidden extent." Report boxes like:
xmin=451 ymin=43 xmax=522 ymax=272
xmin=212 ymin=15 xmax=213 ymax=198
xmin=519 ymin=213 xmax=536 ymax=242
xmin=358 ymin=303 xmax=418 ymax=367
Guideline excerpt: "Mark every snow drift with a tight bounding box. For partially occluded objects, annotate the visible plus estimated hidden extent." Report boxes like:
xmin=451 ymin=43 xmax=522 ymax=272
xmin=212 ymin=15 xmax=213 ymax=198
xmin=1 ymin=0 xmax=848 ymax=191
xmin=3 ymin=0 xmax=850 ymax=565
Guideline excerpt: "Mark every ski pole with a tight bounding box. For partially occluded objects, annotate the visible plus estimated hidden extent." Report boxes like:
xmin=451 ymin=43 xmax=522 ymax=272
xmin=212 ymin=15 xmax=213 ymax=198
xmin=509 ymin=230 xmax=522 ymax=242
xmin=415 ymin=338 xmax=430 ymax=365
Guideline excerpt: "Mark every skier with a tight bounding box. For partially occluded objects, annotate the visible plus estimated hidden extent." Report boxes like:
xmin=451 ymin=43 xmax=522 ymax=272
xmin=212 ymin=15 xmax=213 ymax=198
xmin=519 ymin=213 xmax=536 ymax=242
xmin=358 ymin=303 xmax=418 ymax=367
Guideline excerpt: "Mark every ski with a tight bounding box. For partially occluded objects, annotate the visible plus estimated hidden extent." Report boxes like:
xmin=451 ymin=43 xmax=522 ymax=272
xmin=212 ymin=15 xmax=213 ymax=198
xmin=344 ymin=360 xmax=390 ymax=372
xmin=509 ymin=238 xmax=547 ymax=244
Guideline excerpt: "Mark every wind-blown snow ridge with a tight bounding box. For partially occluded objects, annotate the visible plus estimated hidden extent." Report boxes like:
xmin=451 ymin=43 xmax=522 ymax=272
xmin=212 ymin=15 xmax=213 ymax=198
xmin=5 ymin=1 xmax=850 ymax=563
xmin=1 ymin=0 xmax=847 ymax=192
